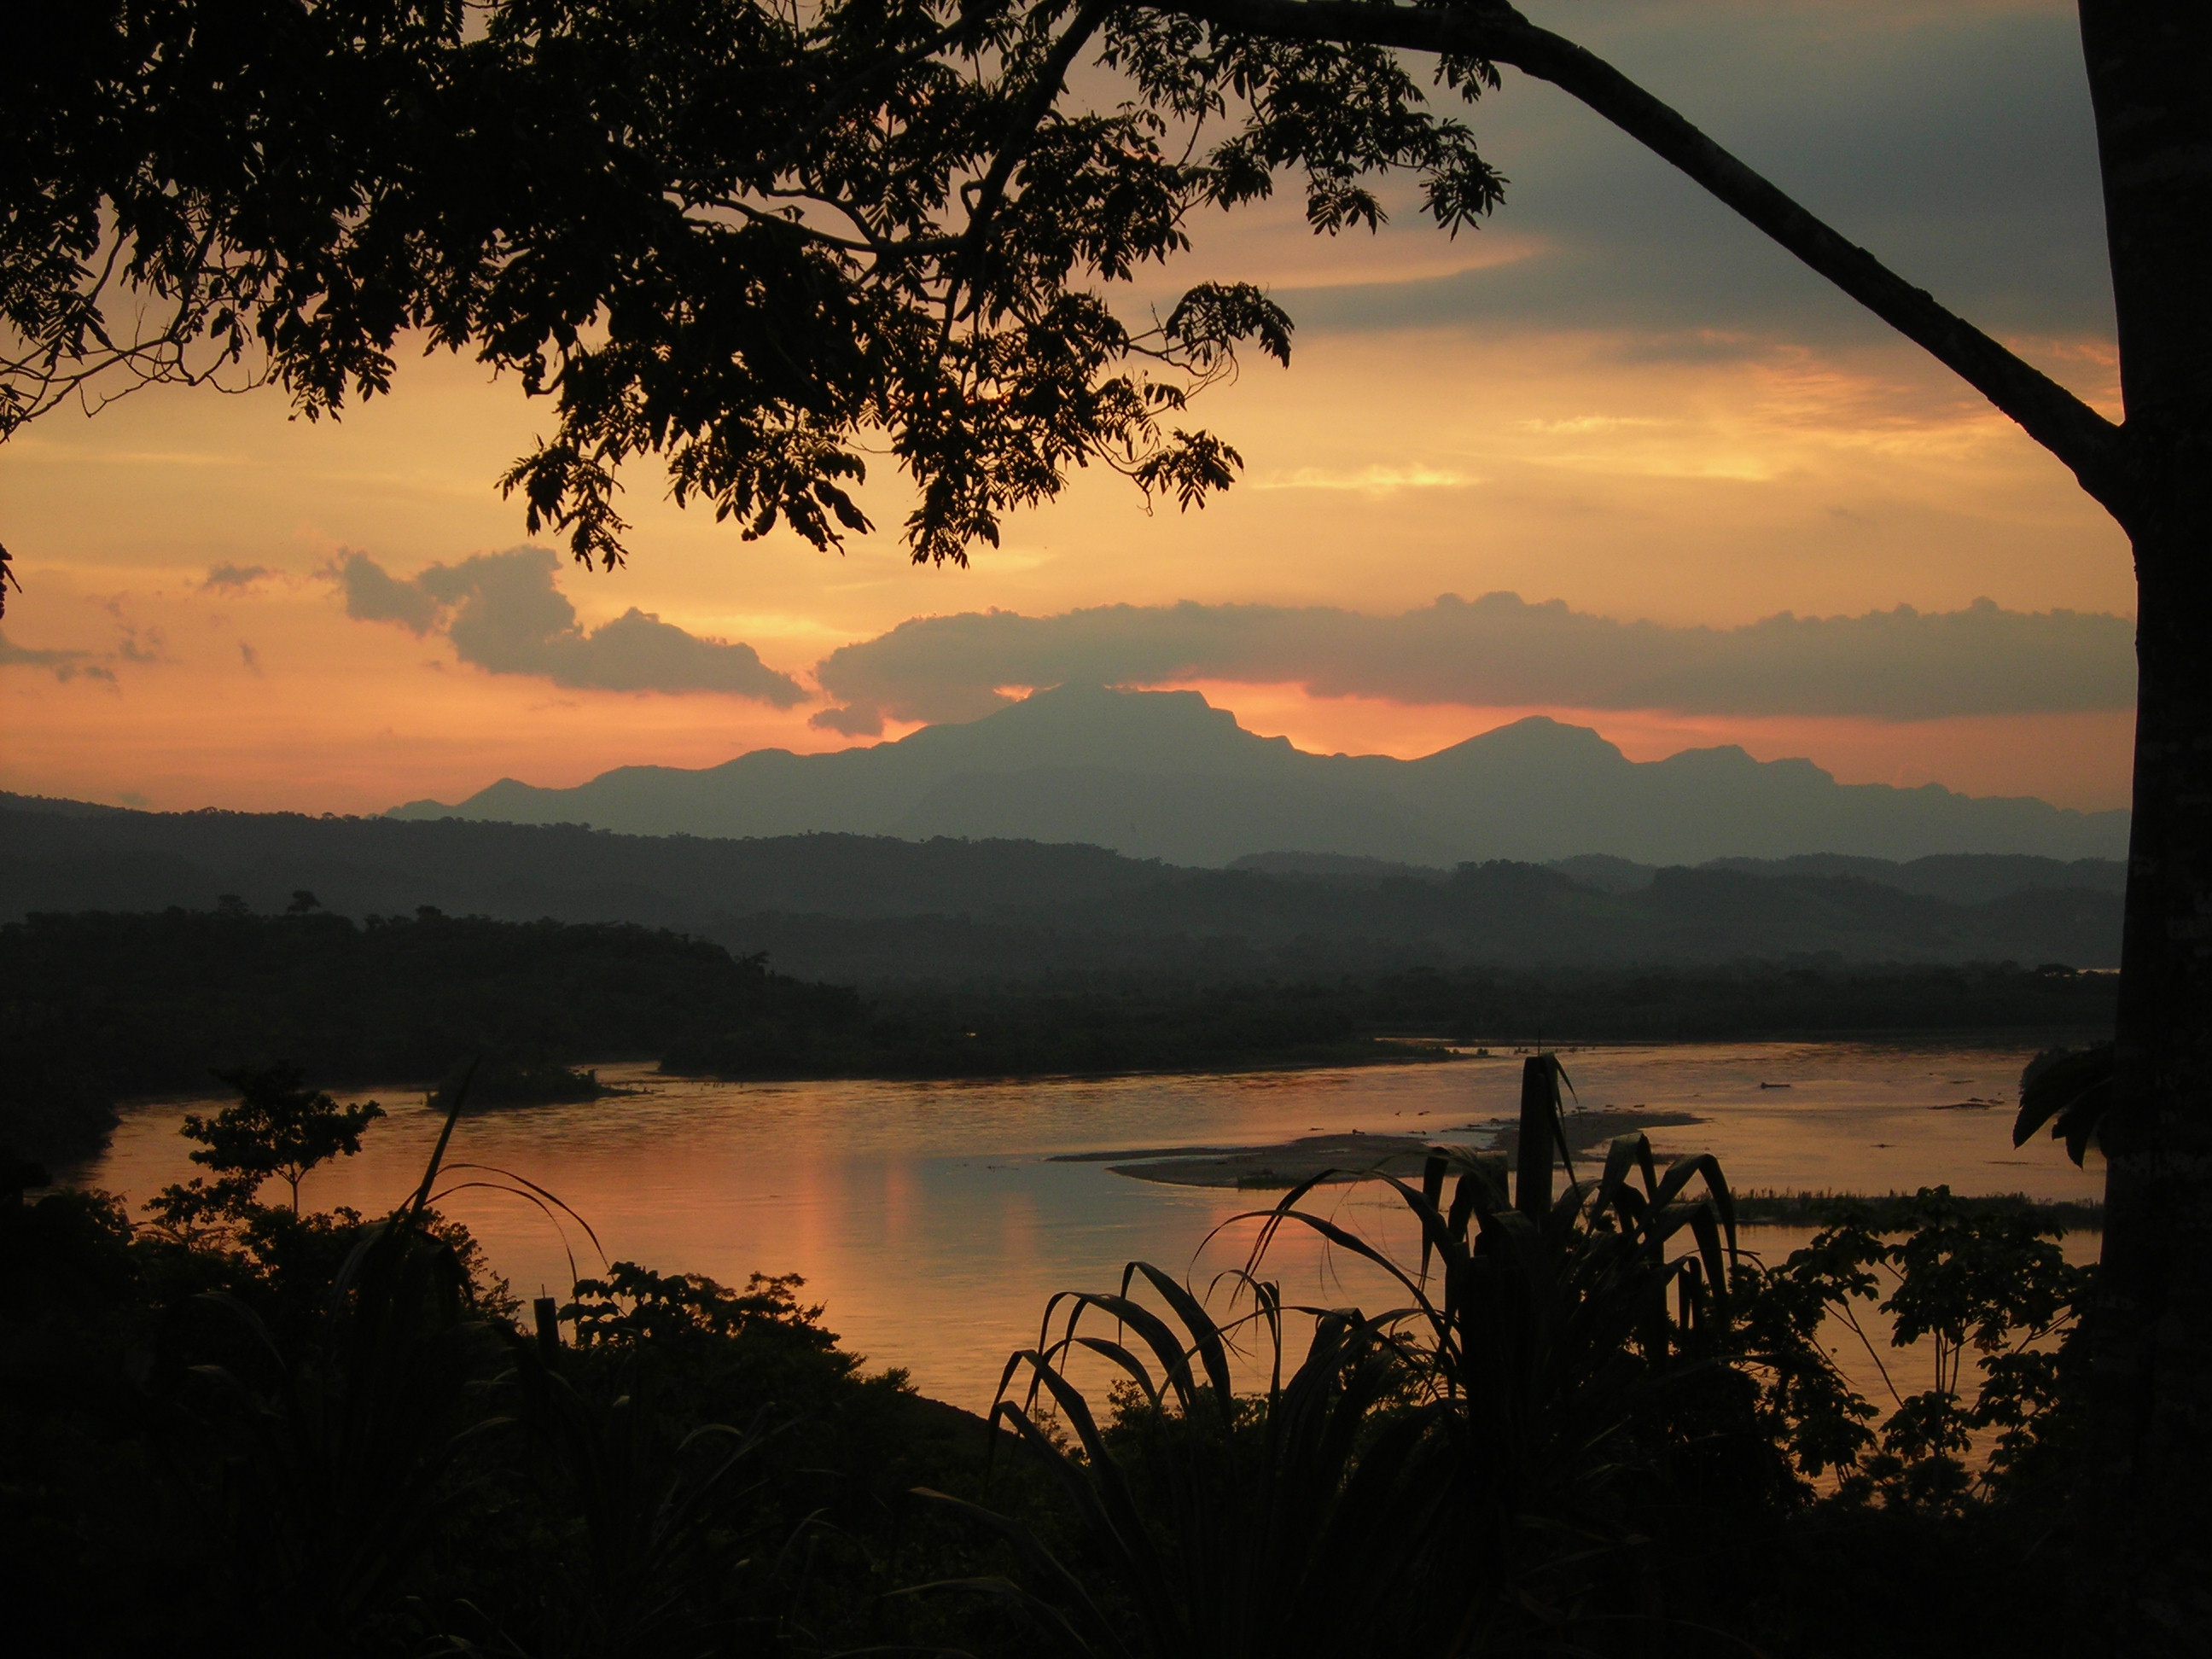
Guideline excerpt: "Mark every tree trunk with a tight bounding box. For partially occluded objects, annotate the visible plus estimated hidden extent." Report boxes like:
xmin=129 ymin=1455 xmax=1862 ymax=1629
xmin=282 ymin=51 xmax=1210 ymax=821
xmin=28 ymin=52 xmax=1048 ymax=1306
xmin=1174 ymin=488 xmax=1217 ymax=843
xmin=2096 ymin=510 xmax=2212 ymax=1645
xmin=2077 ymin=3 xmax=2212 ymax=1645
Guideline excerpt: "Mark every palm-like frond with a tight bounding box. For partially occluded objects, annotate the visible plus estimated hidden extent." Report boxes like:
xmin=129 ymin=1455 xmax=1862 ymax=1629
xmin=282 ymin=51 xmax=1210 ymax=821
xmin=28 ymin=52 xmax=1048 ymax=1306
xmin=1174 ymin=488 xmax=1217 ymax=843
xmin=916 ymin=1055 xmax=1743 ymax=1656
xmin=2014 ymin=1042 xmax=2116 ymax=1167
xmin=910 ymin=1262 xmax=1439 ymax=1659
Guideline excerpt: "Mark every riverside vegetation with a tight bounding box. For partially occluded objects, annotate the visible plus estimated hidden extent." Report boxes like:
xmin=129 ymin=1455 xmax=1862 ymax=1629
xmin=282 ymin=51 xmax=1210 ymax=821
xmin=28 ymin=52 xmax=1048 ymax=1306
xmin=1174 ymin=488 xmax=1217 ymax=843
xmin=0 ymin=903 xmax=2116 ymax=1165
xmin=3 ymin=1053 xmax=2101 ymax=1658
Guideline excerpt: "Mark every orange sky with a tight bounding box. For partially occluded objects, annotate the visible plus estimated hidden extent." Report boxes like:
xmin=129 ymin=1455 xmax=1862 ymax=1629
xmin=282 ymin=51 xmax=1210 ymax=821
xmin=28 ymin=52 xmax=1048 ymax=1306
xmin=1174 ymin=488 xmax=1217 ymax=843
xmin=0 ymin=0 xmax=2140 ymax=817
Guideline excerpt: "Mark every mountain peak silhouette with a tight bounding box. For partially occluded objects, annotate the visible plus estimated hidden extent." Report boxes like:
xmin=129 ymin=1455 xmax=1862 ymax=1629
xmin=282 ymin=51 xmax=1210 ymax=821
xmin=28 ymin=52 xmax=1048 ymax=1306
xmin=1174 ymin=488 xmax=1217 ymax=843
xmin=387 ymin=685 xmax=2126 ymax=865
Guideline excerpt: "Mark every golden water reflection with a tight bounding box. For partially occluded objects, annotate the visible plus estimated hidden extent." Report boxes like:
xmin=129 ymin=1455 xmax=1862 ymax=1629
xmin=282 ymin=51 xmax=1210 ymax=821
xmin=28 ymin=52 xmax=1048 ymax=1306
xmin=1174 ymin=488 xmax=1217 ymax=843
xmin=67 ymin=1042 xmax=2102 ymax=1409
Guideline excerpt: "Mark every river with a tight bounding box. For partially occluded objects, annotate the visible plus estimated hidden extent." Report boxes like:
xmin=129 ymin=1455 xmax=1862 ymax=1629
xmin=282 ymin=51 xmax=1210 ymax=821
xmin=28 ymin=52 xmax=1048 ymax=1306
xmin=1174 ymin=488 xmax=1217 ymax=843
xmin=63 ymin=1041 xmax=2102 ymax=1409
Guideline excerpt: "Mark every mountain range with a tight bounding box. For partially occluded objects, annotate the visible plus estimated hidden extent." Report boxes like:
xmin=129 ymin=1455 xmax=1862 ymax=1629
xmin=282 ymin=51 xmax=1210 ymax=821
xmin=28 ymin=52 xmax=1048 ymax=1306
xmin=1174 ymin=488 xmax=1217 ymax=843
xmin=388 ymin=684 xmax=2129 ymax=866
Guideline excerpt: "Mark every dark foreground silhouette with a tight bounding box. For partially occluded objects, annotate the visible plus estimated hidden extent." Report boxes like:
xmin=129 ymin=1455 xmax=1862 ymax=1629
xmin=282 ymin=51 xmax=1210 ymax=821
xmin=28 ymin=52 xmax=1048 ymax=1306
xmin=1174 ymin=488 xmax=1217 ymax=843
xmin=1 ymin=1059 xmax=2102 ymax=1658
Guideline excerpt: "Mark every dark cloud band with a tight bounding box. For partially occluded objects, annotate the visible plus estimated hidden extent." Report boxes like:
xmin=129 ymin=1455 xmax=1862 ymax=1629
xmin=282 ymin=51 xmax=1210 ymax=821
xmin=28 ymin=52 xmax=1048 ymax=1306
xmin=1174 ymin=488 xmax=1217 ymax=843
xmin=812 ymin=593 xmax=2135 ymax=735
xmin=0 ymin=627 xmax=110 ymax=684
xmin=335 ymin=548 xmax=806 ymax=705
xmin=1273 ymin=3 xmax=2112 ymax=347
xmin=201 ymin=562 xmax=273 ymax=592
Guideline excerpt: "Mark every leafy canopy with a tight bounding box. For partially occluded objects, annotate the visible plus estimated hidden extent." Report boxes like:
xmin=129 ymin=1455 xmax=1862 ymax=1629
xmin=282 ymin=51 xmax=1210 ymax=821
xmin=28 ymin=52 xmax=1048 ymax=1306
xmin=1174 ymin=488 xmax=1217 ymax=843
xmin=5 ymin=0 xmax=1505 ymax=569
xmin=177 ymin=1062 xmax=386 ymax=1214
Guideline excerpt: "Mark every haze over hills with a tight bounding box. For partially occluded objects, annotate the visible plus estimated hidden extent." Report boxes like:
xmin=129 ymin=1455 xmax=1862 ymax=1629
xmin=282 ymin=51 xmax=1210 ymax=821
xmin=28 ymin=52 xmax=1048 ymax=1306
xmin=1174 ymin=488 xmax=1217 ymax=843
xmin=387 ymin=684 xmax=2129 ymax=866
xmin=1237 ymin=848 xmax=2131 ymax=905
xmin=2 ymin=792 xmax=2125 ymax=981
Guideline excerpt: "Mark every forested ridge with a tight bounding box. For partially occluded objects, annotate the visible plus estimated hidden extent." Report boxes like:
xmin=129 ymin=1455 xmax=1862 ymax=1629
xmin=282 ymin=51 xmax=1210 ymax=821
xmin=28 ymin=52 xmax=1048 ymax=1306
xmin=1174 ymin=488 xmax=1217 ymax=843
xmin=0 ymin=799 xmax=2126 ymax=983
xmin=3 ymin=904 xmax=2115 ymax=1167
xmin=0 ymin=905 xmax=1437 ymax=1162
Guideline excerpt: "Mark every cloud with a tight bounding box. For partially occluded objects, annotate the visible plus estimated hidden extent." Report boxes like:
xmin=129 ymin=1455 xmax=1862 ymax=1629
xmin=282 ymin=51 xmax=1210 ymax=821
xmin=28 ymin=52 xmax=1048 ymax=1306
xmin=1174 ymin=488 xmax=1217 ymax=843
xmin=0 ymin=627 xmax=98 ymax=682
xmin=810 ymin=593 xmax=2135 ymax=734
xmin=335 ymin=550 xmax=442 ymax=632
xmin=335 ymin=548 xmax=806 ymax=703
xmin=1251 ymin=464 xmax=1482 ymax=493
xmin=117 ymin=626 xmax=164 ymax=663
xmin=1258 ymin=3 xmax=2112 ymax=347
xmin=809 ymin=701 xmax=892 ymax=736
xmin=201 ymin=562 xmax=272 ymax=591
xmin=239 ymin=640 xmax=262 ymax=674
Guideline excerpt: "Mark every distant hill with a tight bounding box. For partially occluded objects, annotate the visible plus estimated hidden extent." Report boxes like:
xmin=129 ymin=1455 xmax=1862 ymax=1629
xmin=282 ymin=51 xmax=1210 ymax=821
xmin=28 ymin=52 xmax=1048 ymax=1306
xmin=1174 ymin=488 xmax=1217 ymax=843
xmin=387 ymin=684 xmax=2129 ymax=867
xmin=1235 ymin=849 xmax=2133 ymax=909
xmin=0 ymin=907 xmax=1444 ymax=1163
xmin=3 ymin=903 xmax=2117 ymax=1167
xmin=1703 ymin=852 xmax=2130 ymax=904
xmin=0 ymin=796 xmax=2125 ymax=981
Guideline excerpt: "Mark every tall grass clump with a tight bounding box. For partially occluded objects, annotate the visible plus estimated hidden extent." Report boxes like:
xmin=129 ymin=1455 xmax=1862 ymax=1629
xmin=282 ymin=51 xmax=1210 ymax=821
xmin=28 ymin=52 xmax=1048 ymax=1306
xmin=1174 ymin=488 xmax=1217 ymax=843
xmin=918 ymin=1055 xmax=2094 ymax=1656
xmin=913 ymin=1057 xmax=1767 ymax=1654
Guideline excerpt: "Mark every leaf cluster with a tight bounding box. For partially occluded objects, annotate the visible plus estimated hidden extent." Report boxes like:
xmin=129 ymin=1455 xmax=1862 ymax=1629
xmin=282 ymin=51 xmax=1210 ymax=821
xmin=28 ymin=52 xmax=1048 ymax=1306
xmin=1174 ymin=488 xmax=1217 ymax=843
xmin=913 ymin=1057 xmax=1767 ymax=1653
xmin=176 ymin=1061 xmax=387 ymax=1212
xmin=567 ymin=1260 xmax=845 ymax=1359
xmin=2013 ymin=1041 xmax=2115 ymax=1167
xmin=6 ymin=0 xmax=1510 ymax=568
xmin=1736 ymin=1185 xmax=2093 ymax=1511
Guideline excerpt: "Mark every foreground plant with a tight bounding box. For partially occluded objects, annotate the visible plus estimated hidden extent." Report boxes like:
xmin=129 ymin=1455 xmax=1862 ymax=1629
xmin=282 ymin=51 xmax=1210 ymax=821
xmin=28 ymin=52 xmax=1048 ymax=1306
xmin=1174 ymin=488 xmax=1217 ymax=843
xmin=914 ymin=1264 xmax=1435 ymax=1659
xmin=147 ymin=1063 xmax=384 ymax=1245
xmin=178 ymin=1068 xmax=509 ymax=1653
xmin=918 ymin=1057 xmax=1752 ymax=1654
xmin=1739 ymin=1186 xmax=2094 ymax=1511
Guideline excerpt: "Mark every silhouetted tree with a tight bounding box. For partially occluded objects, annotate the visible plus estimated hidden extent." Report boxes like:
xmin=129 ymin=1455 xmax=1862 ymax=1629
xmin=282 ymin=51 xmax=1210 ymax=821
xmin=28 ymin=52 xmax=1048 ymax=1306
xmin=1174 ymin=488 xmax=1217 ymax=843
xmin=179 ymin=1062 xmax=384 ymax=1214
xmin=6 ymin=1 xmax=2206 ymax=1632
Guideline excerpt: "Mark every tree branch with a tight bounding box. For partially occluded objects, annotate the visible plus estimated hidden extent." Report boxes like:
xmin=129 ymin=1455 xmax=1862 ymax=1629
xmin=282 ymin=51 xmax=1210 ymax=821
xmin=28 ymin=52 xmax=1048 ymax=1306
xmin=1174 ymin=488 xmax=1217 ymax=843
xmin=715 ymin=194 xmax=963 ymax=265
xmin=1156 ymin=0 xmax=2133 ymax=511
xmin=952 ymin=0 xmax=1117 ymax=323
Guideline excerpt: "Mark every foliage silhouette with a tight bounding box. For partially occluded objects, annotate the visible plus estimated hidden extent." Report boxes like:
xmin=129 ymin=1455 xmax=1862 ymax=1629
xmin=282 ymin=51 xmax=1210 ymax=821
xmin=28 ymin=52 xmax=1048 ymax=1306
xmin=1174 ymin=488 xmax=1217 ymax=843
xmin=2015 ymin=1043 xmax=2116 ymax=1169
xmin=183 ymin=1062 xmax=386 ymax=1214
xmin=1 ymin=1039 xmax=2110 ymax=1659
xmin=914 ymin=1272 xmax=1439 ymax=1659
xmin=170 ymin=1065 xmax=508 ymax=1651
xmin=910 ymin=1055 xmax=2105 ymax=1656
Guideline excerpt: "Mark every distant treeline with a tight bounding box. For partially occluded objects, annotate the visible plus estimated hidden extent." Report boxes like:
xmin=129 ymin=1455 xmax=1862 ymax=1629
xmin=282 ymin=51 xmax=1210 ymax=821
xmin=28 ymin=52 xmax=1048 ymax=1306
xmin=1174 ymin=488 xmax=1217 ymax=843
xmin=0 ymin=906 xmax=834 ymax=1162
xmin=0 ymin=907 xmax=1429 ymax=1161
xmin=1731 ymin=1190 xmax=2104 ymax=1231
xmin=701 ymin=854 xmax=2130 ymax=990
xmin=663 ymin=980 xmax=1440 ymax=1082
xmin=1343 ymin=960 xmax=2116 ymax=1045
xmin=2 ymin=906 xmax=2115 ymax=1165
xmin=2 ymin=799 xmax=2126 ymax=983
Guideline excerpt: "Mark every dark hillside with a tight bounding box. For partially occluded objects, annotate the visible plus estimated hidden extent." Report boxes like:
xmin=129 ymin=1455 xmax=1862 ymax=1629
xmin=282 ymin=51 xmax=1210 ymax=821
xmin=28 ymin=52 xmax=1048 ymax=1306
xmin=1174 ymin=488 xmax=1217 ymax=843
xmin=0 ymin=908 xmax=1437 ymax=1162
xmin=0 ymin=800 xmax=1170 ymax=923
xmin=1703 ymin=852 xmax=2129 ymax=903
xmin=710 ymin=864 xmax=2120 ymax=983
xmin=3 ymin=901 xmax=2116 ymax=1166
xmin=0 ymin=800 xmax=2124 ymax=983
xmin=0 ymin=907 xmax=854 ymax=1161
xmin=1346 ymin=960 xmax=2116 ymax=1045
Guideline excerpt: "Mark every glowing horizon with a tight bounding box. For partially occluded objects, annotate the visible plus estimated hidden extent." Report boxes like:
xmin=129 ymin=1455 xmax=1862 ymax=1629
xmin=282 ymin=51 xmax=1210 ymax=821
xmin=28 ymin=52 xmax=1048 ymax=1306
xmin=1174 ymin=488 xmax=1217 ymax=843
xmin=0 ymin=1 xmax=2137 ymax=822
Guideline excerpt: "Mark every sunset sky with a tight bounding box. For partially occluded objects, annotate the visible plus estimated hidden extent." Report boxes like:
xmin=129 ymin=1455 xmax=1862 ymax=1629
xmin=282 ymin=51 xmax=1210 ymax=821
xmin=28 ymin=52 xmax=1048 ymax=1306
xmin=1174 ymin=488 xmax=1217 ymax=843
xmin=0 ymin=0 xmax=2139 ymax=818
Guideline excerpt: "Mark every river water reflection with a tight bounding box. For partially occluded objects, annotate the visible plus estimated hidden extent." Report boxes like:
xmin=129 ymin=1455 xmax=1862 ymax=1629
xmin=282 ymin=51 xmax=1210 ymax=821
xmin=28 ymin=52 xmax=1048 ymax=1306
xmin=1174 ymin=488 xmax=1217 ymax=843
xmin=67 ymin=1042 xmax=2102 ymax=1408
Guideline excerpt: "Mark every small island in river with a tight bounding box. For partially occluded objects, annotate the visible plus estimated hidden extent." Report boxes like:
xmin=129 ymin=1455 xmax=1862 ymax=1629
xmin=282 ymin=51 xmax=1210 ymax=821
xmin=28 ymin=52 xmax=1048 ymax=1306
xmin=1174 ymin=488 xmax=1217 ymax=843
xmin=1057 ymin=1106 xmax=1705 ymax=1190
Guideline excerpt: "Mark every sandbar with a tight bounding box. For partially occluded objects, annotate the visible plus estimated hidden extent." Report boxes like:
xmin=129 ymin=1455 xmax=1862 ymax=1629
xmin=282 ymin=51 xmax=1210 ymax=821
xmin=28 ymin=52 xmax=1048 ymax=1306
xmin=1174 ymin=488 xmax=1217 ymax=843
xmin=1059 ymin=1107 xmax=1704 ymax=1190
